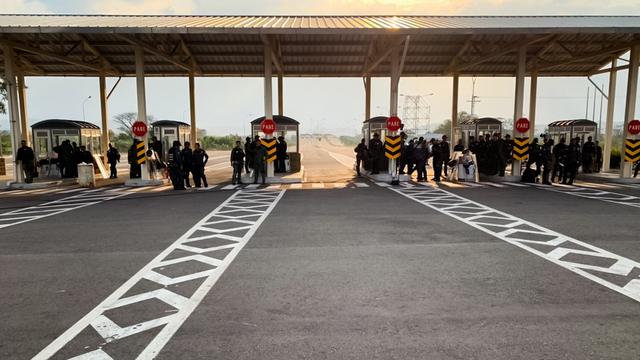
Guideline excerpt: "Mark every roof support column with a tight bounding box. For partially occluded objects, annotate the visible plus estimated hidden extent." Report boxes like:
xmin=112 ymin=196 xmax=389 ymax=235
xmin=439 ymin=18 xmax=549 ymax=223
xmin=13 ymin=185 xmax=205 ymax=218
xmin=621 ymin=45 xmax=639 ymax=178
xmin=512 ymin=46 xmax=527 ymax=177
xmin=602 ymin=58 xmax=617 ymax=172
xmin=2 ymin=44 xmax=24 ymax=183
xmin=451 ymin=73 xmax=459 ymax=146
xmin=264 ymin=43 xmax=274 ymax=178
xmin=529 ymin=68 xmax=538 ymax=140
xmin=277 ymin=73 xmax=283 ymax=116
xmin=99 ymin=72 xmax=109 ymax=164
xmin=17 ymin=72 xmax=30 ymax=146
xmin=364 ymin=75 xmax=371 ymax=146
xmin=135 ymin=46 xmax=150 ymax=181
xmin=189 ymin=71 xmax=197 ymax=145
xmin=389 ymin=46 xmax=400 ymax=177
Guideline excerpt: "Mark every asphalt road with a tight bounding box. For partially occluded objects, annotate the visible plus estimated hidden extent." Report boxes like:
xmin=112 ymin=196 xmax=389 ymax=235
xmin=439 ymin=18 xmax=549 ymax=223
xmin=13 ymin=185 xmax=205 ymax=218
xmin=1 ymin=142 xmax=640 ymax=359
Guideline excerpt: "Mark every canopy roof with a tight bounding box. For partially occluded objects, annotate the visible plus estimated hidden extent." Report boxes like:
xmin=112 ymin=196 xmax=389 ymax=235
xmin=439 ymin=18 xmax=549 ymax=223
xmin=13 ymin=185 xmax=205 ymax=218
xmin=548 ymin=119 xmax=598 ymax=127
xmin=151 ymin=120 xmax=190 ymax=127
xmin=251 ymin=115 xmax=300 ymax=125
xmin=363 ymin=116 xmax=389 ymax=124
xmin=0 ymin=14 xmax=638 ymax=77
xmin=31 ymin=119 xmax=100 ymax=129
xmin=460 ymin=117 xmax=503 ymax=125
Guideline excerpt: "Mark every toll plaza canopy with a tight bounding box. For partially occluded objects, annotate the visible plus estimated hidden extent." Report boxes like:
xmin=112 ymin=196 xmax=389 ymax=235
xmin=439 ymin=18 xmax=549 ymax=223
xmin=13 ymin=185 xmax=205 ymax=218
xmin=0 ymin=14 xmax=639 ymax=77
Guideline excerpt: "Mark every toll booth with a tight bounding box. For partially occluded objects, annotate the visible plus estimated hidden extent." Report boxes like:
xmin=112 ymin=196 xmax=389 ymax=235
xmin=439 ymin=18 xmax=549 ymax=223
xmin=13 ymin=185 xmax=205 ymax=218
xmin=362 ymin=116 xmax=389 ymax=146
xmin=459 ymin=117 xmax=503 ymax=147
xmin=250 ymin=115 xmax=301 ymax=172
xmin=547 ymin=119 xmax=598 ymax=145
xmin=31 ymin=119 xmax=103 ymax=178
xmin=151 ymin=120 xmax=191 ymax=160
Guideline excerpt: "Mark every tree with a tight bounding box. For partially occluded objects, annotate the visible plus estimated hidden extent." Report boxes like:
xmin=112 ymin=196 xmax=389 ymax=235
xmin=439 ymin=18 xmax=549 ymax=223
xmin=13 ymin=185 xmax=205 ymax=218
xmin=434 ymin=111 xmax=477 ymax=135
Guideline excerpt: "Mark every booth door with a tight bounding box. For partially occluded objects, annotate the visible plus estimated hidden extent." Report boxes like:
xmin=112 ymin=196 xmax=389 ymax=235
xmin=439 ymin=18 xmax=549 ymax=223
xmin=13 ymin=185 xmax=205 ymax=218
xmin=33 ymin=130 xmax=51 ymax=160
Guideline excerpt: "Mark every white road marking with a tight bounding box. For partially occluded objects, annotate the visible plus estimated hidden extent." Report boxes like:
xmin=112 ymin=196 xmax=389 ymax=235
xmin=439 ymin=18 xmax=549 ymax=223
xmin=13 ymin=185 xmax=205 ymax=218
xmin=462 ymin=181 xmax=485 ymax=188
xmin=482 ymin=182 xmax=508 ymax=188
xmin=245 ymin=184 xmax=260 ymax=189
xmin=375 ymin=182 xmax=391 ymax=187
xmin=34 ymin=189 xmax=285 ymax=360
xmin=535 ymin=183 xmax=640 ymax=208
xmin=354 ymin=182 xmax=369 ymax=188
xmin=391 ymin=183 xmax=640 ymax=303
xmin=221 ymin=184 xmax=238 ymax=190
xmin=327 ymin=151 xmax=356 ymax=170
xmin=0 ymin=187 xmax=133 ymax=229
xmin=501 ymin=182 xmax=530 ymax=187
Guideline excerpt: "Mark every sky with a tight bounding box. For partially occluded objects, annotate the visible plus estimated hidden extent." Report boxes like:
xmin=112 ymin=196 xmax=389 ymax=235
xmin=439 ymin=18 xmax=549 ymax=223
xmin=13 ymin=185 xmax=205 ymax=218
xmin=1 ymin=0 xmax=639 ymax=137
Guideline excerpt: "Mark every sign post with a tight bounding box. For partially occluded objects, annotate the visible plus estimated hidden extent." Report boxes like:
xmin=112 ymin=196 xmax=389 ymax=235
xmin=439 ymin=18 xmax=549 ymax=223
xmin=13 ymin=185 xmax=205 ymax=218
xmin=624 ymin=120 xmax=640 ymax=165
xmin=131 ymin=120 xmax=149 ymax=180
xmin=260 ymin=119 xmax=278 ymax=169
xmin=386 ymin=116 xmax=402 ymax=183
xmin=513 ymin=117 xmax=530 ymax=166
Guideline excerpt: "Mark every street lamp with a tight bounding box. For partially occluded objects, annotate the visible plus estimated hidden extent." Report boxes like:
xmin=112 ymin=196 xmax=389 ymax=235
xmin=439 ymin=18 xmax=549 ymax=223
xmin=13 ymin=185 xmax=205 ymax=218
xmin=82 ymin=96 xmax=92 ymax=122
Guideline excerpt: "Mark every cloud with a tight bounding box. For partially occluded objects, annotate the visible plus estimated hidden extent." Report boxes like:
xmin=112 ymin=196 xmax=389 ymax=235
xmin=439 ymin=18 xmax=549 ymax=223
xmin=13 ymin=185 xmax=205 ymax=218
xmin=1 ymin=0 xmax=50 ymax=14
xmin=88 ymin=0 xmax=197 ymax=15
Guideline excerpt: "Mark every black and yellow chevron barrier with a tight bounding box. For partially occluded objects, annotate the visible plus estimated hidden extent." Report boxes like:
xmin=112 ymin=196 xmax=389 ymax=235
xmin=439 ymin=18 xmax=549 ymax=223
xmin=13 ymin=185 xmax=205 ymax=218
xmin=385 ymin=135 xmax=402 ymax=160
xmin=136 ymin=141 xmax=146 ymax=165
xmin=260 ymin=138 xmax=277 ymax=163
xmin=624 ymin=139 xmax=640 ymax=163
xmin=512 ymin=137 xmax=529 ymax=161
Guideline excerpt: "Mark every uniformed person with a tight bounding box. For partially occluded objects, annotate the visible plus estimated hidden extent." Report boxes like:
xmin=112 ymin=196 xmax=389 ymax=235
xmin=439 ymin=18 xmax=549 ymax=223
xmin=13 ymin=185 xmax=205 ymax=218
xmin=563 ymin=137 xmax=581 ymax=185
xmin=192 ymin=142 xmax=209 ymax=188
xmin=16 ymin=140 xmax=35 ymax=183
xmin=540 ymin=138 xmax=554 ymax=185
xmin=353 ymin=138 xmax=368 ymax=176
xmin=181 ymin=141 xmax=194 ymax=188
xmin=552 ymin=137 xmax=567 ymax=183
xmin=582 ymin=136 xmax=596 ymax=173
xmin=106 ymin=143 xmax=120 ymax=179
xmin=253 ymin=140 xmax=267 ymax=184
xmin=369 ymin=133 xmax=384 ymax=174
xmin=167 ymin=141 xmax=185 ymax=190
xmin=276 ymin=135 xmax=287 ymax=173
xmin=230 ymin=140 xmax=245 ymax=185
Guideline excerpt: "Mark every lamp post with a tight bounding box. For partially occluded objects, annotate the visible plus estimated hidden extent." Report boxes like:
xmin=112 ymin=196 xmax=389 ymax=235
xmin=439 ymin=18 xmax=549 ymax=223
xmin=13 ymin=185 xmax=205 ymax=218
xmin=82 ymin=96 xmax=92 ymax=122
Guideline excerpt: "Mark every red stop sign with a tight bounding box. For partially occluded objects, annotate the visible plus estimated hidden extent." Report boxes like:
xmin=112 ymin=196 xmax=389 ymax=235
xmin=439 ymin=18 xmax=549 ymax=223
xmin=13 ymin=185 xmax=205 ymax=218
xmin=515 ymin=117 xmax=530 ymax=133
xmin=261 ymin=118 xmax=276 ymax=135
xmin=386 ymin=116 xmax=402 ymax=132
xmin=131 ymin=121 xmax=148 ymax=137
xmin=628 ymin=120 xmax=640 ymax=135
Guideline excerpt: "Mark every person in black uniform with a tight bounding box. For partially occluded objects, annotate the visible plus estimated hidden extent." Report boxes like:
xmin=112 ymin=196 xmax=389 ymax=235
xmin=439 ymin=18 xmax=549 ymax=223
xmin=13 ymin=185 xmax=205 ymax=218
xmin=254 ymin=141 xmax=267 ymax=184
xmin=563 ymin=138 xmax=581 ymax=185
xmin=244 ymin=137 xmax=253 ymax=173
xmin=405 ymin=139 xmax=416 ymax=176
xmin=493 ymin=133 xmax=507 ymax=177
xmin=106 ymin=143 xmax=120 ymax=179
xmin=181 ymin=141 xmax=194 ymax=188
xmin=413 ymin=140 xmax=429 ymax=182
xmin=354 ymin=138 xmax=368 ymax=176
xmin=369 ymin=133 xmax=383 ymax=174
xmin=431 ymin=139 xmax=444 ymax=182
xmin=595 ymin=140 xmax=603 ymax=173
xmin=276 ymin=135 xmax=287 ymax=173
xmin=192 ymin=142 xmax=209 ymax=188
xmin=540 ymin=138 xmax=554 ymax=185
xmin=552 ymin=137 xmax=567 ymax=183
xmin=16 ymin=140 xmax=35 ymax=183
xmin=151 ymin=136 xmax=163 ymax=162
xmin=527 ymin=138 xmax=541 ymax=176
xmin=230 ymin=140 xmax=245 ymax=185
xmin=441 ymin=135 xmax=450 ymax=177
xmin=167 ymin=141 xmax=185 ymax=190
xmin=582 ymin=136 xmax=596 ymax=173
xmin=128 ymin=140 xmax=141 ymax=179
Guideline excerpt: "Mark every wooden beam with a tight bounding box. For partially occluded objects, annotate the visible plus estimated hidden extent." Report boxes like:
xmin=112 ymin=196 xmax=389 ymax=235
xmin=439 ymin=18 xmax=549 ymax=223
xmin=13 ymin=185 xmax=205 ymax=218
xmin=178 ymin=35 xmax=202 ymax=74
xmin=260 ymin=34 xmax=283 ymax=74
xmin=1 ymin=40 xmax=104 ymax=73
xmin=456 ymin=35 xmax=554 ymax=71
xmin=537 ymin=43 xmax=640 ymax=71
xmin=115 ymin=34 xmax=193 ymax=72
xmin=446 ymin=35 xmax=474 ymax=74
xmin=362 ymin=36 xmax=407 ymax=75
xmin=16 ymin=55 xmax=45 ymax=75
xmin=76 ymin=34 xmax=121 ymax=75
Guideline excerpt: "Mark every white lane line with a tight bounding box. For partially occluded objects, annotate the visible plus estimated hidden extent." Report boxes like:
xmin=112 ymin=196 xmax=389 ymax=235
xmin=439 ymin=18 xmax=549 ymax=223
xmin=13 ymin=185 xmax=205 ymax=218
xmin=535 ymin=184 xmax=640 ymax=209
xmin=327 ymin=151 xmax=356 ymax=170
xmin=482 ymin=182 xmax=508 ymax=188
xmin=34 ymin=189 xmax=285 ymax=360
xmin=391 ymin=184 xmax=640 ymax=303
xmin=245 ymin=184 xmax=260 ymax=189
xmin=502 ymin=182 xmax=530 ymax=187
xmin=375 ymin=182 xmax=391 ymax=187
xmin=221 ymin=184 xmax=238 ymax=190
xmin=58 ymin=187 xmax=88 ymax=194
xmin=463 ymin=181 xmax=485 ymax=188
xmin=0 ymin=188 xmax=132 ymax=229
xmin=354 ymin=182 xmax=369 ymax=188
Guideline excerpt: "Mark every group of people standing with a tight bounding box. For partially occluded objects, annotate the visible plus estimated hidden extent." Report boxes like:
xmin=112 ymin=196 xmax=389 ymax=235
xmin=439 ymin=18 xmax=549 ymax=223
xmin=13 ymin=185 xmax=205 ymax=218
xmin=354 ymin=133 xmax=452 ymax=182
xmin=53 ymin=140 xmax=96 ymax=178
xmin=234 ymin=135 xmax=288 ymax=185
xmin=166 ymin=140 xmax=209 ymax=190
